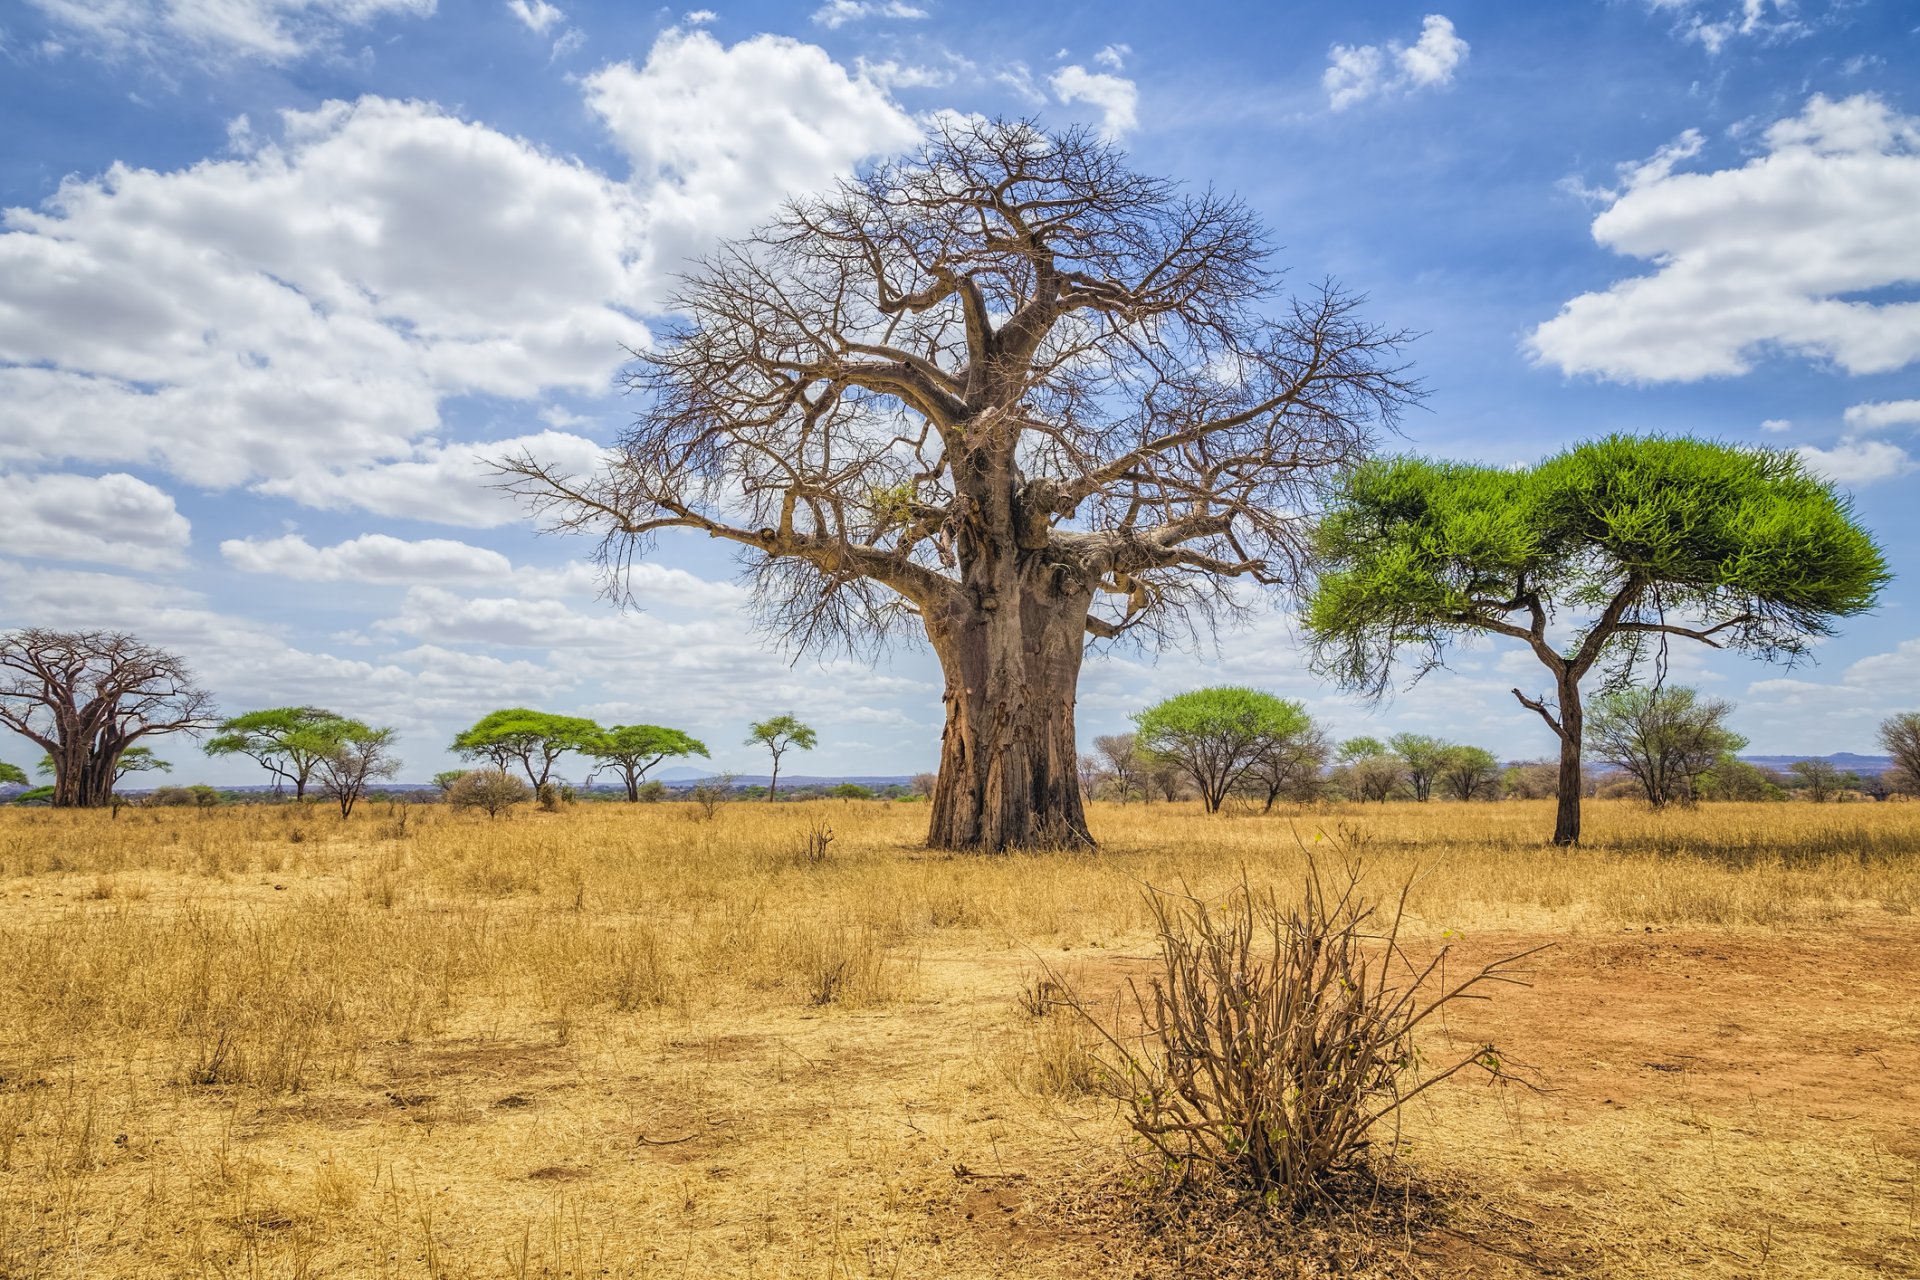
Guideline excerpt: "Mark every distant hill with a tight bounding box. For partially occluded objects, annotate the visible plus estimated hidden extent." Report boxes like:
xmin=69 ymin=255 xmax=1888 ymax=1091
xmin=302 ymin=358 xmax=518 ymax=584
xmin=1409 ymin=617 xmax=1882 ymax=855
xmin=1739 ymin=752 xmax=1893 ymax=776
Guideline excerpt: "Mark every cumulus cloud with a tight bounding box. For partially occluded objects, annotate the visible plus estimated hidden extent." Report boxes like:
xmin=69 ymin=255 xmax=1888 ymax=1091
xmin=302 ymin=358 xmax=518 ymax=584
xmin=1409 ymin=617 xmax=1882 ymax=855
xmin=506 ymin=0 xmax=562 ymax=34
xmin=1049 ymin=64 xmax=1138 ymax=139
xmin=0 ymin=27 xmax=924 ymax=529
xmin=0 ymin=472 xmax=191 ymax=568
xmin=1324 ymin=14 xmax=1468 ymax=111
xmin=584 ymin=27 xmax=920 ymax=276
xmin=1843 ymin=400 xmax=1920 ymax=433
xmin=1794 ymin=438 xmax=1917 ymax=487
xmin=220 ymin=533 xmax=514 ymax=584
xmin=1760 ymin=418 xmax=1792 ymax=433
xmin=25 ymin=0 xmax=435 ymax=63
xmin=1529 ymin=94 xmax=1920 ymax=383
xmin=809 ymin=0 xmax=927 ymax=30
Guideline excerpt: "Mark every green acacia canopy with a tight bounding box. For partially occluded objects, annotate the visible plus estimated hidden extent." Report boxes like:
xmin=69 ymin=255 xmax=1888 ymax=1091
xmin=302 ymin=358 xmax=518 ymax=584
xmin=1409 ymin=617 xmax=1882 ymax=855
xmin=0 ymin=762 xmax=26 ymax=788
xmin=1133 ymin=686 xmax=1312 ymax=813
xmin=205 ymin=706 xmax=350 ymax=798
xmin=1306 ymin=435 xmax=1888 ymax=844
xmin=452 ymin=709 xmax=601 ymax=789
xmin=584 ymin=724 xmax=709 ymax=800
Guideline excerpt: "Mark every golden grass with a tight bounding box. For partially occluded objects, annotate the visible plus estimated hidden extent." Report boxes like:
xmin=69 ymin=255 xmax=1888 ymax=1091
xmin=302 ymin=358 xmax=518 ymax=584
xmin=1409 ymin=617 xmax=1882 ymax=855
xmin=0 ymin=797 xmax=1913 ymax=1276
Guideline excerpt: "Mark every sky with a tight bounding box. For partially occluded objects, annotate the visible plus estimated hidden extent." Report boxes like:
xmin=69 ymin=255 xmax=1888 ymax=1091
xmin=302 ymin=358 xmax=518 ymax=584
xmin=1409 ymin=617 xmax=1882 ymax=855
xmin=1 ymin=0 xmax=1918 ymax=784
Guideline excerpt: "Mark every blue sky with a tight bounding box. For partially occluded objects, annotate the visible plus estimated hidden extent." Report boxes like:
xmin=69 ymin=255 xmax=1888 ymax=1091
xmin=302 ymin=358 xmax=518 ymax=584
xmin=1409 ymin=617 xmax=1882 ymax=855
xmin=2 ymin=0 xmax=1917 ymax=783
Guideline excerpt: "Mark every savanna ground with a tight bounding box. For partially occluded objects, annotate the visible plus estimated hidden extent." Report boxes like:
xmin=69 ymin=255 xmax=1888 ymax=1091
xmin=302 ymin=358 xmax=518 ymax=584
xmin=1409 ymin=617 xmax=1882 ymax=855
xmin=0 ymin=798 xmax=1914 ymax=1278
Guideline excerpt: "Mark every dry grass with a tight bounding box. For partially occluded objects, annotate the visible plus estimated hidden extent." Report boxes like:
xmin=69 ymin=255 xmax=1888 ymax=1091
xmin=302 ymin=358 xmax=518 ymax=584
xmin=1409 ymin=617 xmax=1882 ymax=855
xmin=0 ymin=797 xmax=1913 ymax=1276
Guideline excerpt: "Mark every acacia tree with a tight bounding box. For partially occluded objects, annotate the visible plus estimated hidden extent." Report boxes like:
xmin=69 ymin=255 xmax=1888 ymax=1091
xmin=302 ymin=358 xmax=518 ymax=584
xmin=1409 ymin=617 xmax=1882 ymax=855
xmin=1436 ymin=745 xmax=1500 ymax=801
xmin=1387 ymin=733 xmax=1448 ymax=802
xmin=585 ymin=724 xmax=710 ymax=801
xmin=315 ymin=722 xmax=401 ymax=818
xmin=1134 ymin=687 xmax=1304 ymax=814
xmin=0 ymin=762 xmax=26 ymax=788
xmin=0 ymin=629 xmax=217 ymax=808
xmin=1307 ymin=437 xmax=1887 ymax=845
xmin=1880 ymin=713 xmax=1920 ymax=797
xmin=1091 ymin=733 xmax=1143 ymax=801
xmin=451 ymin=709 xmax=598 ymax=790
xmin=497 ymin=119 xmax=1414 ymax=852
xmin=746 ymin=714 xmax=816 ymax=801
xmin=1584 ymin=685 xmax=1744 ymax=809
xmin=1243 ymin=711 xmax=1328 ymax=811
xmin=204 ymin=707 xmax=351 ymax=799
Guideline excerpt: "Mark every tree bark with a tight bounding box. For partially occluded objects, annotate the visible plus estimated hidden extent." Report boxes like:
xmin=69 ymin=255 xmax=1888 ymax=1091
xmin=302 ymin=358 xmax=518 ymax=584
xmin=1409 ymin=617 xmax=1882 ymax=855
xmin=925 ymin=578 xmax=1094 ymax=852
xmin=1553 ymin=678 xmax=1583 ymax=847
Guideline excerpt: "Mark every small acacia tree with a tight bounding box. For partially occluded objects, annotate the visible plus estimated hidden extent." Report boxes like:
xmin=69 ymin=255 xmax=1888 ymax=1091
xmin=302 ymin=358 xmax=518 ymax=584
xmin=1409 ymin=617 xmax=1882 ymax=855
xmin=1134 ymin=687 xmax=1307 ymax=814
xmin=496 ymin=119 xmax=1415 ymax=852
xmin=0 ymin=629 xmax=217 ymax=808
xmin=315 ymin=722 xmax=401 ymax=818
xmin=1244 ymin=716 xmax=1329 ymax=812
xmin=0 ymin=762 xmax=26 ymax=788
xmin=1585 ymin=685 xmax=1744 ymax=809
xmin=451 ymin=709 xmax=598 ymax=790
xmin=746 ymin=715 xmax=816 ymax=801
xmin=1880 ymin=713 xmax=1920 ymax=798
xmin=585 ymin=724 xmax=710 ymax=801
xmin=1307 ymin=437 xmax=1888 ymax=845
xmin=1436 ymin=745 xmax=1500 ymax=801
xmin=205 ymin=707 xmax=348 ymax=799
xmin=1790 ymin=758 xmax=1852 ymax=802
xmin=1387 ymin=733 xmax=1449 ymax=802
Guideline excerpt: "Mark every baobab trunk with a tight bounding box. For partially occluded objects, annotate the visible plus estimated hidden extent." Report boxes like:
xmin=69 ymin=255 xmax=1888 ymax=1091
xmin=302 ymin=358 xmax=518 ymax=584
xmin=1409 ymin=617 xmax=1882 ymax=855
xmin=925 ymin=576 xmax=1094 ymax=852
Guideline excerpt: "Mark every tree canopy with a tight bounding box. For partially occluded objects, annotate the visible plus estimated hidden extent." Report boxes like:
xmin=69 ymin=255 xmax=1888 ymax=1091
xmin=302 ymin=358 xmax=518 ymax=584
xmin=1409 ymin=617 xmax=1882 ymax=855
xmin=747 ymin=715 xmax=817 ymax=801
xmin=1585 ymin=685 xmax=1744 ymax=808
xmin=451 ymin=709 xmax=599 ymax=789
xmin=0 ymin=762 xmax=26 ymax=788
xmin=584 ymin=724 xmax=709 ymax=801
xmin=1133 ymin=686 xmax=1311 ymax=813
xmin=1307 ymin=436 xmax=1887 ymax=843
xmin=205 ymin=706 xmax=350 ymax=799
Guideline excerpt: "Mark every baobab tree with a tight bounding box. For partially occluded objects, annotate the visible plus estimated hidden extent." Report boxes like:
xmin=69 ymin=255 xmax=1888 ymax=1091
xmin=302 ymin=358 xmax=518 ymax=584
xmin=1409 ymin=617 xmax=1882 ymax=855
xmin=0 ymin=629 xmax=217 ymax=808
xmin=498 ymin=119 xmax=1414 ymax=851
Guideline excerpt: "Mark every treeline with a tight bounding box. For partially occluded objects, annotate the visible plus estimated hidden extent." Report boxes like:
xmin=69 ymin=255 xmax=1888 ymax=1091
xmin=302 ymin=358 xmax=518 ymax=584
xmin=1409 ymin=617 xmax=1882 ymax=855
xmin=1087 ymin=685 xmax=1920 ymax=808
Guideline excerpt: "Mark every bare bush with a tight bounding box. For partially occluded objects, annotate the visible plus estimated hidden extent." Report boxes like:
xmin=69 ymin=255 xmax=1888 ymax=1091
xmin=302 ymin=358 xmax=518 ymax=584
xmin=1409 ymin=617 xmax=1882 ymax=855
xmin=1067 ymin=856 xmax=1540 ymax=1212
xmin=447 ymin=769 xmax=532 ymax=819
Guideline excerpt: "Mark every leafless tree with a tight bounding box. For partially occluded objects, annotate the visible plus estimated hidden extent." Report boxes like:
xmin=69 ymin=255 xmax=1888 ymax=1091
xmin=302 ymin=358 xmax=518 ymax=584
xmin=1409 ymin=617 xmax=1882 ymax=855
xmin=498 ymin=119 xmax=1415 ymax=851
xmin=1092 ymin=732 xmax=1143 ymax=801
xmin=315 ymin=723 xmax=402 ymax=819
xmin=0 ymin=629 xmax=217 ymax=808
xmin=1880 ymin=713 xmax=1920 ymax=797
xmin=1244 ymin=725 xmax=1330 ymax=812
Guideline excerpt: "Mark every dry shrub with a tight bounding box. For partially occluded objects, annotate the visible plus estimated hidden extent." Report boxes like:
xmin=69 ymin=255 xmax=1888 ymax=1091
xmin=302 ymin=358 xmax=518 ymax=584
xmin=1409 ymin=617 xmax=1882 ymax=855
xmin=1073 ymin=854 xmax=1540 ymax=1213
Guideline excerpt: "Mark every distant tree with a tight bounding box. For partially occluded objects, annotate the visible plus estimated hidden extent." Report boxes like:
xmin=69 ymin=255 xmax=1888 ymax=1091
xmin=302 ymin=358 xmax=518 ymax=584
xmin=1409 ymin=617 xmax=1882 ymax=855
xmin=1697 ymin=754 xmax=1784 ymax=801
xmin=1789 ymin=758 xmax=1851 ymax=803
xmin=1584 ymin=686 xmax=1746 ymax=809
xmin=451 ymin=709 xmax=598 ymax=789
xmin=0 ymin=762 xmax=27 ymax=787
xmin=1437 ymin=745 xmax=1501 ymax=801
xmin=1092 ymin=733 xmax=1144 ymax=802
xmin=746 ymin=715 xmax=816 ymax=801
xmin=447 ymin=768 xmax=532 ymax=819
xmin=637 ymin=778 xmax=668 ymax=803
xmin=1880 ymin=713 xmax=1920 ymax=798
xmin=909 ymin=772 xmax=937 ymax=798
xmin=0 ymin=629 xmax=218 ymax=808
xmin=831 ymin=782 xmax=874 ymax=800
xmin=432 ymin=769 xmax=467 ymax=794
xmin=584 ymin=724 xmax=710 ymax=801
xmin=1336 ymin=736 xmax=1387 ymax=765
xmin=1307 ymin=438 xmax=1888 ymax=844
xmin=1387 ymin=733 xmax=1449 ymax=802
xmin=1242 ymin=708 xmax=1328 ymax=812
xmin=1076 ymin=752 xmax=1106 ymax=799
xmin=1134 ymin=687 xmax=1305 ymax=814
xmin=1345 ymin=752 xmax=1406 ymax=803
xmin=314 ymin=722 xmax=401 ymax=818
xmin=204 ymin=707 xmax=350 ymax=799
xmin=1144 ymin=757 xmax=1186 ymax=803
xmin=1503 ymin=760 xmax=1559 ymax=801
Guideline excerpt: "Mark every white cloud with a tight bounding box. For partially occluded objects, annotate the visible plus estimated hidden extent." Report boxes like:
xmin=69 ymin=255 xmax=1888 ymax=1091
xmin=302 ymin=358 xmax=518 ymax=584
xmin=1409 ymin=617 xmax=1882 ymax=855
xmin=1794 ymin=438 xmax=1917 ymax=487
xmin=1529 ymin=94 xmax=1920 ymax=383
xmin=1324 ymin=14 xmax=1468 ymax=111
xmin=1647 ymin=0 xmax=1805 ymax=55
xmin=1050 ymin=65 xmax=1138 ymax=140
xmin=1843 ymin=400 xmax=1920 ymax=433
xmin=584 ymin=27 xmax=920 ymax=276
xmin=1094 ymin=43 xmax=1130 ymax=71
xmin=856 ymin=56 xmax=962 ymax=90
xmin=0 ymin=472 xmax=191 ymax=568
xmin=1760 ymin=418 xmax=1792 ymax=433
xmin=25 ymin=0 xmax=435 ymax=64
xmin=1744 ymin=637 xmax=1920 ymax=751
xmin=506 ymin=0 xmax=562 ymax=34
xmin=0 ymin=28 xmax=924 ymax=529
xmin=220 ymin=533 xmax=514 ymax=584
xmin=809 ymin=0 xmax=927 ymax=30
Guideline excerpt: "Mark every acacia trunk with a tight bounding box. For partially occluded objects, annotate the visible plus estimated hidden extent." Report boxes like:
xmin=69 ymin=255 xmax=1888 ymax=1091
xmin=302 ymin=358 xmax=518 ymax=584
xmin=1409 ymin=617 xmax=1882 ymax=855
xmin=926 ymin=582 xmax=1093 ymax=852
xmin=1553 ymin=679 xmax=1583 ymax=846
